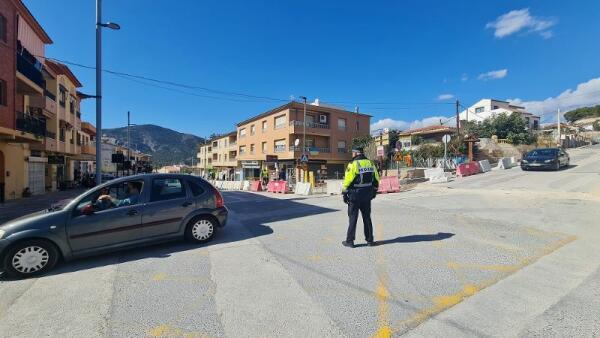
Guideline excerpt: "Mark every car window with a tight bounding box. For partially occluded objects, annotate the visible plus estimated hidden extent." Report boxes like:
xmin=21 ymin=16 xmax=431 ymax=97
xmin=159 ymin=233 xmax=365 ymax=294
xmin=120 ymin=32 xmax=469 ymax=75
xmin=188 ymin=179 xmax=205 ymax=197
xmin=151 ymin=178 xmax=187 ymax=202
xmin=74 ymin=180 xmax=144 ymax=215
xmin=529 ymin=149 xmax=557 ymax=156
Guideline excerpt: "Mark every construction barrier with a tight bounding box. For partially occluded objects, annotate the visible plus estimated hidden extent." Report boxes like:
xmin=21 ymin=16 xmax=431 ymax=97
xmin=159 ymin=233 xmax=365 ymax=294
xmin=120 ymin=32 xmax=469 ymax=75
xmin=497 ymin=157 xmax=512 ymax=170
xmin=377 ymin=176 xmax=400 ymax=194
xmin=273 ymin=180 xmax=288 ymax=194
xmin=325 ymin=180 xmax=343 ymax=195
xmin=509 ymin=157 xmax=518 ymax=167
xmin=294 ymin=182 xmax=312 ymax=195
xmin=242 ymin=180 xmax=250 ymax=191
xmin=478 ymin=160 xmax=492 ymax=173
xmin=457 ymin=162 xmax=481 ymax=177
xmin=430 ymin=176 xmax=450 ymax=184
xmin=250 ymin=180 xmax=262 ymax=192
xmin=424 ymin=168 xmax=444 ymax=179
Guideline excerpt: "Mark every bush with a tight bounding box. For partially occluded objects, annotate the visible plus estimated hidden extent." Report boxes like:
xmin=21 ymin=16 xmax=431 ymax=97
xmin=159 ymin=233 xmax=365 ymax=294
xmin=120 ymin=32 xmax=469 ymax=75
xmin=411 ymin=143 xmax=444 ymax=159
xmin=593 ymin=120 xmax=600 ymax=131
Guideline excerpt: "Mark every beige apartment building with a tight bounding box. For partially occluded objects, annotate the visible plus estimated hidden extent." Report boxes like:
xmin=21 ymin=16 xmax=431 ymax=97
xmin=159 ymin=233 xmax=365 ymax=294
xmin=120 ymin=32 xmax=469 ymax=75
xmin=235 ymin=101 xmax=371 ymax=180
xmin=197 ymin=131 xmax=238 ymax=179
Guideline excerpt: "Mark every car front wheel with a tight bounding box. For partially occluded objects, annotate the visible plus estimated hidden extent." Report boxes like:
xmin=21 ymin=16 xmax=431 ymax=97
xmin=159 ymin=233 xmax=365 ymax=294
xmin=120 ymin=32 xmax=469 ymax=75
xmin=185 ymin=216 xmax=217 ymax=243
xmin=3 ymin=240 xmax=59 ymax=278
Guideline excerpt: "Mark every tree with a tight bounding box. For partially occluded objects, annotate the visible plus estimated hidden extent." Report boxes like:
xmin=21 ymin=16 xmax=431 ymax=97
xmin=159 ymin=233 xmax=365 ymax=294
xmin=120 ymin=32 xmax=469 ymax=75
xmin=461 ymin=112 xmax=535 ymax=145
xmin=564 ymin=105 xmax=600 ymax=123
xmin=351 ymin=135 xmax=373 ymax=149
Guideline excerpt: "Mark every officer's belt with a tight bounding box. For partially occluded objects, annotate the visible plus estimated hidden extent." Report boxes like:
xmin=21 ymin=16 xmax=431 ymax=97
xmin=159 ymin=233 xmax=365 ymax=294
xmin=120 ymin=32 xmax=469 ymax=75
xmin=354 ymin=183 xmax=372 ymax=188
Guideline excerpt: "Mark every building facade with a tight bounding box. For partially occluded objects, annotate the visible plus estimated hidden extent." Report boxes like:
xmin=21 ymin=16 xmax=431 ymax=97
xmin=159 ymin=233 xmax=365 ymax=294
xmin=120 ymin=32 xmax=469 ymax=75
xmin=459 ymin=99 xmax=540 ymax=130
xmin=235 ymin=101 xmax=371 ymax=180
xmin=196 ymin=132 xmax=237 ymax=179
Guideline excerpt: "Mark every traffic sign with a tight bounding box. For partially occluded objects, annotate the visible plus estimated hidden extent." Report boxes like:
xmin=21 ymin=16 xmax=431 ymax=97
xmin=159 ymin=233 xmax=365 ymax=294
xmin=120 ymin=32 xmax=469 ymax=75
xmin=442 ymin=134 xmax=451 ymax=144
xmin=299 ymin=154 xmax=309 ymax=163
xmin=376 ymin=145 xmax=385 ymax=157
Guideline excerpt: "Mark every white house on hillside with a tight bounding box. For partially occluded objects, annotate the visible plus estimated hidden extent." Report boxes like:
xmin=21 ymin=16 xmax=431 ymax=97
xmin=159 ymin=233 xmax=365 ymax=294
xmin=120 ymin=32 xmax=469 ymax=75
xmin=459 ymin=99 xmax=540 ymax=130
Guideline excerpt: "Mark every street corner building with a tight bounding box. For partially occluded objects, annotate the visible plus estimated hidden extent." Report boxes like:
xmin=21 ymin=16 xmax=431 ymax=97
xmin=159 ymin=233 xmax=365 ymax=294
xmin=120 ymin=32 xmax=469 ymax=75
xmin=0 ymin=0 xmax=96 ymax=201
xmin=197 ymin=100 xmax=371 ymax=181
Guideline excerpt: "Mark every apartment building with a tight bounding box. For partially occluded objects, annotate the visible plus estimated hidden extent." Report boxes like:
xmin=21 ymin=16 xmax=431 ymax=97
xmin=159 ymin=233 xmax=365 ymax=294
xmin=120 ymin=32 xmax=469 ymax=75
xmin=235 ymin=101 xmax=371 ymax=180
xmin=459 ymin=99 xmax=540 ymax=130
xmin=100 ymin=136 xmax=152 ymax=175
xmin=0 ymin=0 xmax=53 ymax=199
xmin=196 ymin=131 xmax=237 ymax=179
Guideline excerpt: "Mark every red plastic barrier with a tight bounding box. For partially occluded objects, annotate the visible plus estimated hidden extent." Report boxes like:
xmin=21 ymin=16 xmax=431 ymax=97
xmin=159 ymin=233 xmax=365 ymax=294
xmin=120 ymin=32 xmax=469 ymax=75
xmin=273 ymin=180 xmax=288 ymax=194
xmin=250 ymin=180 xmax=262 ymax=192
xmin=266 ymin=181 xmax=277 ymax=192
xmin=457 ymin=162 xmax=481 ymax=177
xmin=377 ymin=176 xmax=400 ymax=194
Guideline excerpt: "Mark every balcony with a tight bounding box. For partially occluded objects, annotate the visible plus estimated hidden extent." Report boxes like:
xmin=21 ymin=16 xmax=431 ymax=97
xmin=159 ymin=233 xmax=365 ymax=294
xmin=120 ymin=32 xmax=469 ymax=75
xmin=274 ymin=146 xmax=287 ymax=153
xmin=289 ymin=120 xmax=329 ymax=129
xmin=289 ymin=146 xmax=331 ymax=153
xmin=29 ymin=92 xmax=57 ymax=118
xmin=16 ymin=52 xmax=44 ymax=94
xmin=82 ymin=145 xmax=96 ymax=155
xmin=16 ymin=112 xmax=46 ymax=138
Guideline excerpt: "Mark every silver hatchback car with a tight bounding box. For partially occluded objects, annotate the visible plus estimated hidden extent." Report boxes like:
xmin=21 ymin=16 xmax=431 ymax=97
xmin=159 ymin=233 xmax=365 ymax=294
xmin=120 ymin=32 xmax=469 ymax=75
xmin=0 ymin=174 xmax=227 ymax=278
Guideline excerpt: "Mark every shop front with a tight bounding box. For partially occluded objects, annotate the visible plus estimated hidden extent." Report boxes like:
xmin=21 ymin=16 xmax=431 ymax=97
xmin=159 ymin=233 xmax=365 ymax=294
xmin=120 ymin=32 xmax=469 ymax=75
xmin=240 ymin=160 xmax=261 ymax=180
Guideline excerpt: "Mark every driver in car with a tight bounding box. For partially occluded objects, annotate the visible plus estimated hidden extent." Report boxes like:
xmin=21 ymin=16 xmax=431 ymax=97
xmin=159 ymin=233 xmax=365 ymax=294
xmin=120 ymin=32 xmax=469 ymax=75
xmin=93 ymin=187 xmax=112 ymax=211
xmin=97 ymin=182 xmax=141 ymax=208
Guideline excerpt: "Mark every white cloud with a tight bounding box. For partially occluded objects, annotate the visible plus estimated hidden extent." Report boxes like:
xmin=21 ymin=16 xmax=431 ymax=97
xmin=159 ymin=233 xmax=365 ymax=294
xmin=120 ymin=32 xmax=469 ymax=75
xmin=461 ymin=73 xmax=469 ymax=82
xmin=437 ymin=94 xmax=454 ymax=101
xmin=370 ymin=116 xmax=450 ymax=132
xmin=486 ymin=8 xmax=556 ymax=39
xmin=509 ymin=77 xmax=600 ymax=122
xmin=478 ymin=69 xmax=508 ymax=81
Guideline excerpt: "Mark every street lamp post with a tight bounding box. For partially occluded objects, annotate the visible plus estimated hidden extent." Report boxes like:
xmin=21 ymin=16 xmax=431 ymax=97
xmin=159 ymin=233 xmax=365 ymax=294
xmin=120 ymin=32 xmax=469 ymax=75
xmin=95 ymin=0 xmax=120 ymax=185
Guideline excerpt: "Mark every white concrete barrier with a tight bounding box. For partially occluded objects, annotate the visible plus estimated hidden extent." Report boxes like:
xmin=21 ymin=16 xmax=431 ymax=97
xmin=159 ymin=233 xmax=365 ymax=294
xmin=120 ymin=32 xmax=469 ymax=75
xmin=509 ymin=156 xmax=517 ymax=167
xmin=497 ymin=157 xmax=512 ymax=170
xmin=478 ymin=160 xmax=492 ymax=173
xmin=325 ymin=180 xmax=343 ymax=195
xmin=424 ymin=168 xmax=444 ymax=179
xmin=294 ymin=182 xmax=312 ymax=195
xmin=242 ymin=180 xmax=250 ymax=191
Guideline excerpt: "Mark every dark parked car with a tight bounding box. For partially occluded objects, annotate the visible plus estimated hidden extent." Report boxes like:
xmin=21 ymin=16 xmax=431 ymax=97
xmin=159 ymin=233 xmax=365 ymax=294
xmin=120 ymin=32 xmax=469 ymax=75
xmin=0 ymin=174 xmax=227 ymax=278
xmin=521 ymin=148 xmax=570 ymax=171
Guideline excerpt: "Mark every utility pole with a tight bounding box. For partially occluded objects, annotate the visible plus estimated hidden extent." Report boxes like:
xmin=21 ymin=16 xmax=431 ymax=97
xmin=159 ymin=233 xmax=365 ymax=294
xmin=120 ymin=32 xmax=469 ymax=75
xmin=127 ymin=110 xmax=130 ymax=167
xmin=300 ymin=96 xmax=307 ymax=156
xmin=455 ymin=100 xmax=460 ymax=135
xmin=95 ymin=0 xmax=102 ymax=185
xmin=557 ymin=108 xmax=561 ymax=147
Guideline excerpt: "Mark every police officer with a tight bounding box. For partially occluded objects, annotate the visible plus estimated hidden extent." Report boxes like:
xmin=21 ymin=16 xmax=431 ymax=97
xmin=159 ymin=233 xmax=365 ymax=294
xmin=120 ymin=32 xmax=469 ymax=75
xmin=342 ymin=147 xmax=380 ymax=248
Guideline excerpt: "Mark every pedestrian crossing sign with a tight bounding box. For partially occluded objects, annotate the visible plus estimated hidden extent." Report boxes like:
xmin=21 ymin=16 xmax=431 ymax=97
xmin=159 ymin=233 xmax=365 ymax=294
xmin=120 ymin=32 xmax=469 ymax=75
xmin=300 ymin=154 xmax=309 ymax=163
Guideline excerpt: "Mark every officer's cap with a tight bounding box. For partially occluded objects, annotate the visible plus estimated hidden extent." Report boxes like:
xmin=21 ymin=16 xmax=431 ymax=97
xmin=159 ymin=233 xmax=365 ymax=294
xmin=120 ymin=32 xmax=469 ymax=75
xmin=351 ymin=147 xmax=364 ymax=153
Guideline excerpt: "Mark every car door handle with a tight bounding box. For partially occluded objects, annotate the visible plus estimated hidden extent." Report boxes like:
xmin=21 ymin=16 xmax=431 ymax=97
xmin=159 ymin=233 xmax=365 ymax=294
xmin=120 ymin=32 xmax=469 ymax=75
xmin=126 ymin=209 xmax=138 ymax=216
xmin=181 ymin=201 xmax=193 ymax=207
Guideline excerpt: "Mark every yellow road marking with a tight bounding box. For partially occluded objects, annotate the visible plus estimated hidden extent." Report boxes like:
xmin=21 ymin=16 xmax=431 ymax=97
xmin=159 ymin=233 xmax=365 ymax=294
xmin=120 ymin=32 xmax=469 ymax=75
xmin=372 ymin=224 xmax=392 ymax=338
xmin=147 ymin=324 xmax=207 ymax=338
xmin=152 ymin=273 xmax=168 ymax=281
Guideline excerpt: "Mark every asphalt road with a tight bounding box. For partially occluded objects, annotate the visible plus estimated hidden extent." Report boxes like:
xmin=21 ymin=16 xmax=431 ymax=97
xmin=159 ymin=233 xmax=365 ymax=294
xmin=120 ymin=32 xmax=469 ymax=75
xmin=1 ymin=145 xmax=599 ymax=337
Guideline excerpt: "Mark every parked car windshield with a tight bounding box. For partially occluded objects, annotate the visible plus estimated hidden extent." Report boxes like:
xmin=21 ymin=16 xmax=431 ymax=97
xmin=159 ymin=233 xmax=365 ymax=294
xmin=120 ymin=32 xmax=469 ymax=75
xmin=528 ymin=149 xmax=558 ymax=157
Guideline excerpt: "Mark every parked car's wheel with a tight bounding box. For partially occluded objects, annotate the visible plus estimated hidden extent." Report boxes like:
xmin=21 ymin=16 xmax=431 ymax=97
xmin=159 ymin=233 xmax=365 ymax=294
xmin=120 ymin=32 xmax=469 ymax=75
xmin=185 ymin=216 xmax=217 ymax=243
xmin=3 ymin=240 xmax=59 ymax=278
xmin=555 ymin=161 xmax=561 ymax=171
xmin=521 ymin=166 xmax=528 ymax=171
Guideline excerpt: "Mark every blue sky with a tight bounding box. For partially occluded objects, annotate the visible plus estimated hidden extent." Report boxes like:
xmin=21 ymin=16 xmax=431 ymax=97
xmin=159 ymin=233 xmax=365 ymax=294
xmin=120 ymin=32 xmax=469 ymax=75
xmin=25 ymin=0 xmax=600 ymax=136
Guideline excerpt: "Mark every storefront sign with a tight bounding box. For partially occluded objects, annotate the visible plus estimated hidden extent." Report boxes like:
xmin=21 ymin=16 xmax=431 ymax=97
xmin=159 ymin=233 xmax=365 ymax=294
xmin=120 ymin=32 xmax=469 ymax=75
xmin=241 ymin=161 xmax=260 ymax=169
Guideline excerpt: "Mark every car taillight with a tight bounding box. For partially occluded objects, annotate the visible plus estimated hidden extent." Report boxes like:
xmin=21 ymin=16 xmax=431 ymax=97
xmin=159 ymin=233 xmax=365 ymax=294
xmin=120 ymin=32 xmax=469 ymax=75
xmin=214 ymin=188 xmax=224 ymax=208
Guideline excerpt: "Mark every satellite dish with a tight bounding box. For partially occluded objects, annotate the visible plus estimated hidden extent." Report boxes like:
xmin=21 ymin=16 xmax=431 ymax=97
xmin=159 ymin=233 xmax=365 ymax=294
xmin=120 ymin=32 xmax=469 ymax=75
xmin=294 ymin=139 xmax=300 ymax=146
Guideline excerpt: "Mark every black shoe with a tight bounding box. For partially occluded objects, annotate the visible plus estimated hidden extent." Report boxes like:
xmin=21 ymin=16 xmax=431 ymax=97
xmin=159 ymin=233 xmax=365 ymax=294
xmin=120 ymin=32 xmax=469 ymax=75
xmin=342 ymin=241 xmax=355 ymax=248
xmin=367 ymin=241 xmax=376 ymax=247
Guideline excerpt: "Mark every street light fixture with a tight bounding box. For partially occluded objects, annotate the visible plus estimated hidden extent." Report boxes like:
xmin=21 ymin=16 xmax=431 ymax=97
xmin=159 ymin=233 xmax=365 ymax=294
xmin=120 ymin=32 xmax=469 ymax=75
xmin=95 ymin=0 xmax=120 ymax=185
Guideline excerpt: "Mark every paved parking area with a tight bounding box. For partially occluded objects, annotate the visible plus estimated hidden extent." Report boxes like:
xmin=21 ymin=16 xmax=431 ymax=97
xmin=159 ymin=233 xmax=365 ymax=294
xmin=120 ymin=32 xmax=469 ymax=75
xmin=0 ymin=145 xmax=598 ymax=337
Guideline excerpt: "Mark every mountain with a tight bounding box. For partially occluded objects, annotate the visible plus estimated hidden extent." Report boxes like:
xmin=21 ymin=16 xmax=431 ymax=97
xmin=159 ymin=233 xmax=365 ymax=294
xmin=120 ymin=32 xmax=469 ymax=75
xmin=102 ymin=124 xmax=205 ymax=167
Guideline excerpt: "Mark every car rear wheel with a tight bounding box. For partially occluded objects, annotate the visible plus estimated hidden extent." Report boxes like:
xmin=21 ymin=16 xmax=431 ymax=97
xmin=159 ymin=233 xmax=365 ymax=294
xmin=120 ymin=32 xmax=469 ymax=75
xmin=3 ymin=240 xmax=59 ymax=279
xmin=555 ymin=161 xmax=561 ymax=171
xmin=185 ymin=216 xmax=217 ymax=243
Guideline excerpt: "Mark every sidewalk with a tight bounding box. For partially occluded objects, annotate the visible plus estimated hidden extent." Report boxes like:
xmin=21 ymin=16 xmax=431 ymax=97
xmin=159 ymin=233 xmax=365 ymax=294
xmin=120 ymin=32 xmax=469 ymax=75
xmin=0 ymin=189 xmax=86 ymax=224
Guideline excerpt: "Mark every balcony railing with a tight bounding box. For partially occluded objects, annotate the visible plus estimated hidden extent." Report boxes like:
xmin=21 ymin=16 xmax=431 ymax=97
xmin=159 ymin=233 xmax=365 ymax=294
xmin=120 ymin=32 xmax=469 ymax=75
xmin=44 ymin=90 xmax=56 ymax=101
xmin=16 ymin=52 xmax=44 ymax=89
xmin=274 ymin=146 xmax=287 ymax=153
xmin=16 ymin=112 xmax=46 ymax=137
xmin=289 ymin=146 xmax=331 ymax=153
xmin=289 ymin=120 xmax=330 ymax=129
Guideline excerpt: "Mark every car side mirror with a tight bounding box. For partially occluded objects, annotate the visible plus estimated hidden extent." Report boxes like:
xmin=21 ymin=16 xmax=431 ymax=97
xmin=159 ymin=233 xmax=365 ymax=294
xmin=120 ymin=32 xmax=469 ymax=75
xmin=82 ymin=204 xmax=95 ymax=216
